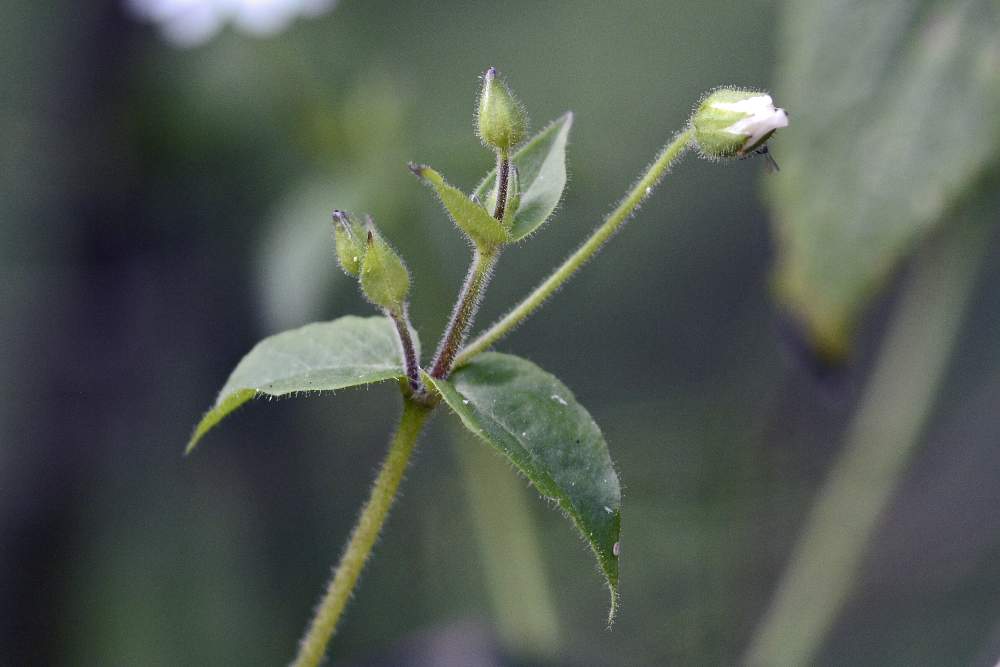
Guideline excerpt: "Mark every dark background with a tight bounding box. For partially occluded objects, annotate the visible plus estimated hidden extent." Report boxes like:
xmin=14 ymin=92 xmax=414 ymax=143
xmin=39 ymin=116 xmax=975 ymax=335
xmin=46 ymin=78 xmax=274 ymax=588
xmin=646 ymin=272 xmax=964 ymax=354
xmin=3 ymin=1 xmax=999 ymax=665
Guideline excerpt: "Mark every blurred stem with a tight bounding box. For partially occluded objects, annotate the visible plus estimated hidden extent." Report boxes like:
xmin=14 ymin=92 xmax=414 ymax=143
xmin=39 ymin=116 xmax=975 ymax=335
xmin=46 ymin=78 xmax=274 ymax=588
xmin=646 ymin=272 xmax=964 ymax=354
xmin=455 ymin=127 xmax=694 ymax=366
xmin=453 ymin=428 xmax=561 ymax=658
xmin=744 ymin=217 xmax=989 ymax=667
xmin=293 ymin=399 xmax=432 ymax=667
xmin=429 ymin=248 xmax=499 ymax=380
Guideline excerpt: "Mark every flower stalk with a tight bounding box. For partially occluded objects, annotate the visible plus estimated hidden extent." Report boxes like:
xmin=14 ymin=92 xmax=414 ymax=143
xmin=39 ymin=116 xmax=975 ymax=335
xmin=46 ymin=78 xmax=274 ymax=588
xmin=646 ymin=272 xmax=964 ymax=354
xmin=388 ymin=305 xmax=421 ymax=394
xmin=456 ymin=126 xmax=695 ymax=366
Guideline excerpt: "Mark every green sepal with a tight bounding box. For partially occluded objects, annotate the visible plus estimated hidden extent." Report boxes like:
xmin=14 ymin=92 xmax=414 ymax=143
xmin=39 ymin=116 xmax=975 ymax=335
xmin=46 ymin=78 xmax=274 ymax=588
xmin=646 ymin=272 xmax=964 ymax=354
xmin=690 ymin=88 xmax=758 ymax=158
xmin=476 ymin=67 xmax=527 ymax=152
xmin=360 ymin=225 xmax=410 ymax=314
xmin=409 ymin=163 xmax=510 ymax=248
xmin=332 ymin=210 xmax=367 ymax=276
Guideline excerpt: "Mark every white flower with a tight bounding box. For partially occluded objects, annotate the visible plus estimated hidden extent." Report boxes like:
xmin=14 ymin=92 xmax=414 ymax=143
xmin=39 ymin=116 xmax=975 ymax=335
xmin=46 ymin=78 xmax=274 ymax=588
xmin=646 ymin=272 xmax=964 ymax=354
xmin=710 ymin=94 xmax=789 ymax=154
xmin=690 ymin=88 xmax=789 ymax=160
xmin=126 ymin=0 xmax=337 ymax=48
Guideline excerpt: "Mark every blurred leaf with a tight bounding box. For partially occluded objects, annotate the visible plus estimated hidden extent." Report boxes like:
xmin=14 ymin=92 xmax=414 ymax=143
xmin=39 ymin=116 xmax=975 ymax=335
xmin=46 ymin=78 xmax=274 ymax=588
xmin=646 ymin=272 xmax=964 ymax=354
xmin=769 ymin=0 xmax=1000 ymax=357
xmin=427 ymin=352 xmax=621 ymax=620
xmin=257 ymin=178 xmax=358 ymax=331
xmin=474 ymin=113 xmax=573 ymax=241
xmin=188 ymin=316 xmax=416 ymax=453
xmin=409 ymin=163 xmax=510 ymax=247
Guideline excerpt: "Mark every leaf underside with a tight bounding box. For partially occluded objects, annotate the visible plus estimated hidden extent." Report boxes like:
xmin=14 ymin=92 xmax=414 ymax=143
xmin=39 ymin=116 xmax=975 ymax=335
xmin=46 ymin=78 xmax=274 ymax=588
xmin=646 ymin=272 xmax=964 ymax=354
xmin=428 ymin=352 xmax=622 ymax=621
xmin=769 ymin=0 xmax=1000 ymax=358
xmin=187 ymin=315 xmax=415 ymax=453
xmin=475 ymin=112 xmax=573 ymax=241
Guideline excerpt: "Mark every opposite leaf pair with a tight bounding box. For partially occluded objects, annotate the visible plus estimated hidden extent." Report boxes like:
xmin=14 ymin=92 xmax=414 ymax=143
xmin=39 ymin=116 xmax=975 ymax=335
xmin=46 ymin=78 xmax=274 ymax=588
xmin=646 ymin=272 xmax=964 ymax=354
xmin=187 ymin=315 xmax=623 ymax=617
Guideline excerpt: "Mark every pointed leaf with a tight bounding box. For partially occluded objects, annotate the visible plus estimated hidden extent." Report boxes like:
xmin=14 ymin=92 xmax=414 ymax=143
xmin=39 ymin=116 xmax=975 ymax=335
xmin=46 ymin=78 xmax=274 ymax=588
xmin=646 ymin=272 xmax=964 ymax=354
xmin=769 ymin=0 xmax=1000 ymax=358
xmin=427 ymin=352 xmax=621 ymax=620
xmin=188 ymin=315 xmax=417 ymax=453
xmin=409 ymin=163 xmax=509 ymax=247
xmin=475 ymin=112 xmax=573 ymax=240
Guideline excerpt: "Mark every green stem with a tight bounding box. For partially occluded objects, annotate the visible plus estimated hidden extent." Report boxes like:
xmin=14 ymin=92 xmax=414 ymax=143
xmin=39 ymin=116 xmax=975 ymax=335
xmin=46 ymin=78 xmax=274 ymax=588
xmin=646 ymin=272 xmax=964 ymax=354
xmin=743 ymin=216 xmax=989 ymax=667
xmin=292 ymin=399 xmax=432 ymax=667
xmin=455 ymin=127 xmax=694 ymax=367
xmin=428 ymin=248 xmax=499 ymax=380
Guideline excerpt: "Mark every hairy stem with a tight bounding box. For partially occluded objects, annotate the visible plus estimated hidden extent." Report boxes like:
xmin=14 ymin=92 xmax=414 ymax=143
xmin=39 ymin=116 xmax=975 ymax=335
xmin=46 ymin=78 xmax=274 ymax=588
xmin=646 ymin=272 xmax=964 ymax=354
xmin=388 ymin=305 xmax=421 ymax=394
xmin=744 ymin=215 xmax=989 ymax=666
xmin=455 ymin=127 xmax=694 ymax=366
xmin=428 ymin=248 xmax=499 ymax=380
xmin=292 ymin=399 xmax=432 ymax=667
xmin=493 ymin=151 xmax=511 ymax=221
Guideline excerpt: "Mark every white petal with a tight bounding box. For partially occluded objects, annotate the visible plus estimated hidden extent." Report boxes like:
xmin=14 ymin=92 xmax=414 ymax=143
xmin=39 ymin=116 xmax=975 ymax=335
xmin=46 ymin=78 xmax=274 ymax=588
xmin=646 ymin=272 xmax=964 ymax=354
xmin=709 ymin=94 xmax=775 ymax=115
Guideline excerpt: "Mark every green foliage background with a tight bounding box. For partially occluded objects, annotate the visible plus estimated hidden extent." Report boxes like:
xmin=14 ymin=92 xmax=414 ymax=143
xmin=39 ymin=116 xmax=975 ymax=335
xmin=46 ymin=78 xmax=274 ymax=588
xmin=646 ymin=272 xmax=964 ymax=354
xmin=2 ymin=1 xmax=999 ymax=665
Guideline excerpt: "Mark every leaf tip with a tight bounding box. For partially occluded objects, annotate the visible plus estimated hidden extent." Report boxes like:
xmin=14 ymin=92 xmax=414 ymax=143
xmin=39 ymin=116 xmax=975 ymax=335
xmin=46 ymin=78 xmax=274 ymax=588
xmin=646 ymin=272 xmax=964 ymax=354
xmin=606 ymin=585 xmax=619 ymax=627
xmin=406 ymin=162 xmax=427 ymax=178
xmin=184 ymin=423 xmax=208 ymax=457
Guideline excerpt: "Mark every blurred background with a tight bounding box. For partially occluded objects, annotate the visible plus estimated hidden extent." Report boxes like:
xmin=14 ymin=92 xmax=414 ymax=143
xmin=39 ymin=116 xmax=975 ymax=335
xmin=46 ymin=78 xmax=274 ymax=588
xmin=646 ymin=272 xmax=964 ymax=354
xmin=3 ymin=1 xmax=999 ymax=665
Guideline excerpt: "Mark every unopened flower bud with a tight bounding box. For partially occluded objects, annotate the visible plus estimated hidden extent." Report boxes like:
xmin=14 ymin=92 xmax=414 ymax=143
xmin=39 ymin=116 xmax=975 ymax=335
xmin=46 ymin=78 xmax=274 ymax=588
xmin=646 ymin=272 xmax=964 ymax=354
xmin=332 ymin=210 xmax=366 ymax=277
xmin=359 ymin=219 xmax=410 ymax=314
xmin=476 ymin=67 xmax=527 ymax=153
xmin=691 ymin=88 xmax=788 ymax=159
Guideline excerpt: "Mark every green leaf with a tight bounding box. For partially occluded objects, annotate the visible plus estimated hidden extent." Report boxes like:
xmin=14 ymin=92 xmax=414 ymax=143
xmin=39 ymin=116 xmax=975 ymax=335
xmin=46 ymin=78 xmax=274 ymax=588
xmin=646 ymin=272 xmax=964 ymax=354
xmin=408 ymin=163 xmax=510 ymax=247
xmin=474 ymin=112 xmax=573 ymax=241
xmin=769 ymin=0 xmax=1000 ymax=358
xmin=427 ymin=352 xmax=621 ymax=620
xmin=187 ymin=315 xmax=417 ymax=454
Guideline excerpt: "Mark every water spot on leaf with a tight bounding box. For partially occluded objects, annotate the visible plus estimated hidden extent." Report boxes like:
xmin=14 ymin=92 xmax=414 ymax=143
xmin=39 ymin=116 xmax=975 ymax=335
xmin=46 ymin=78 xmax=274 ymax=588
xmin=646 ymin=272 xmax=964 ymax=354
xmin=550 ymin=394 xmax=568 ymax=406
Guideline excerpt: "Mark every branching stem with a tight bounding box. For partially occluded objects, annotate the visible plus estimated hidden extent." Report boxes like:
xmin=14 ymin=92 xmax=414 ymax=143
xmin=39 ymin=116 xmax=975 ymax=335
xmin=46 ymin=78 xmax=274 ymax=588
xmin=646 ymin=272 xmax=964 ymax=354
xmin=455 ymin=127 xmax=694 ymax=366
xmin=294 ymin=124 xmax=696 ymax=665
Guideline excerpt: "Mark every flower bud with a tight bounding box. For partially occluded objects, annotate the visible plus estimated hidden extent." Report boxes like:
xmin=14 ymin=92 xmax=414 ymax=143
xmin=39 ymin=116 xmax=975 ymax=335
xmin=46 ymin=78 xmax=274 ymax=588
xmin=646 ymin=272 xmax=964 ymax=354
xmin=332 ymin=210 xmax=367 ymax=277
xmin=476 ymin=67 xmax=527 ymax=153
xmin=359 ymin=219 xmax=410 ymax=314
xmin=691 ymin=88 xmax=788 ymax=159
